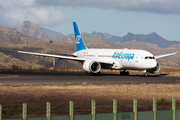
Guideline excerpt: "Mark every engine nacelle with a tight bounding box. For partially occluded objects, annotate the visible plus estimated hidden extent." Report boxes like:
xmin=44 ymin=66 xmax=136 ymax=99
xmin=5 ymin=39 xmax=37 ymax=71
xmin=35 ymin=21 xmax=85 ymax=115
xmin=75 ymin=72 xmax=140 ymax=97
xmin=83 ymin=60 xmax=101 ymax=73
xmin=147 ymin=62 xmax=160 ymax=73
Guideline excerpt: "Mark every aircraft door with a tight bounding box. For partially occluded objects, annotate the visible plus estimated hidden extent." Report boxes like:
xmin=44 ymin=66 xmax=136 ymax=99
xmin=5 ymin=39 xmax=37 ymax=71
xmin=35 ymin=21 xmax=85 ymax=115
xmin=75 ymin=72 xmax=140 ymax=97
xmin=80 ymin=52 xmax=84 ymax=57
xmin=135 ymin=54 xmax=143 ymax=68
xmin=135 ymin=54 xmax=140 ymax=61
xmin=96 ymin=52 xmax=98 ymax=58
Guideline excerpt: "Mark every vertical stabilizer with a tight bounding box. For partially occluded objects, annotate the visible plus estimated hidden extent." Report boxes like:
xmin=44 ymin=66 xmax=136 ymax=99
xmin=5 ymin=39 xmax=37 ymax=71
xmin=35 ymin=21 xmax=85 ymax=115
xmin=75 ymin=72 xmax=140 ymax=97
xmin=73 ymin=22 xmax=87 ymax=51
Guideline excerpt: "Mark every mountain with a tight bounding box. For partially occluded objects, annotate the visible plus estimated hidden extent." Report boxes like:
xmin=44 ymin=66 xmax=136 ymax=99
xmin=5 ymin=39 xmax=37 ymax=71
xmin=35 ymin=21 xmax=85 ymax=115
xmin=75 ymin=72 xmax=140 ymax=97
xmin=11 ymin=27 xmax=18 ymax=30
xmin=91 ymin=31 xmax=122 ymax=42
xmin=0 ymin=24 xmax=180 ymax=69
xmin=120 ymin=32 xmax=180 ymax=48
xmin=86 ymin=39 xmax=120 ymax=48
xmin=82 ymin=33 xmax=103 ymax=41
xmin=91 ymin=31 xmax=180 ymax=48
xmin=16 ymin=21 xmax=180 ymax=48
xmin=0 ymin=25 xmax=47 ymax=44
xmin=43 ymin=28 xmax=64 ymax=38
xmin=52 ymin=35 xmax=72 ymax=41
xmin=52 ymin=33 xmax=104 ymax=42
xmin=17 ymin=21 xmax=48 ymax=39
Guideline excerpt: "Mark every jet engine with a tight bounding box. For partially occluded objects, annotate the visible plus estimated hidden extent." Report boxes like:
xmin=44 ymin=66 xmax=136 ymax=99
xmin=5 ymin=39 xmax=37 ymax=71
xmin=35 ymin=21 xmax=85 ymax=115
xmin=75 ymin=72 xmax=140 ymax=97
xmin=83 ymin=60 xmax=101 ymax=73
xmin=147 ymin=62 xmax=160 ymax=73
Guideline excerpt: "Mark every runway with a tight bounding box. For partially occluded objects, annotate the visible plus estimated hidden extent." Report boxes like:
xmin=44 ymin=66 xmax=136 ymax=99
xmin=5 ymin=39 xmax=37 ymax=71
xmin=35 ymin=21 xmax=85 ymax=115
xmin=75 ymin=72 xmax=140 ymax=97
xmin=0 ymin=71 xmax=180 ymax=84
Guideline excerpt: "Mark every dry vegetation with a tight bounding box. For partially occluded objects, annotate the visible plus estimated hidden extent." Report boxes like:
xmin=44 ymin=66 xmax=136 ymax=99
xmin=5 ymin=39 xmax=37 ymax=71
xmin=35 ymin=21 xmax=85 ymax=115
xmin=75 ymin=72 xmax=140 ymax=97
xmin=0 ymin=25 xmax=180 ymax=119
xmin=1 ymin=83 xmax=180 ymax=118
xmin=0 ymin=39 xmax=180 ymax=70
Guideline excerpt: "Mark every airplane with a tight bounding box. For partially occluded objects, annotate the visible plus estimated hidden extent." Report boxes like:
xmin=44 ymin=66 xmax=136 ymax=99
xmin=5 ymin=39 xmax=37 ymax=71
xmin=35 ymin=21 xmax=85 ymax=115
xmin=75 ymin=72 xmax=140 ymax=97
xmin=14 ymin=22 xmax=178 ymax=76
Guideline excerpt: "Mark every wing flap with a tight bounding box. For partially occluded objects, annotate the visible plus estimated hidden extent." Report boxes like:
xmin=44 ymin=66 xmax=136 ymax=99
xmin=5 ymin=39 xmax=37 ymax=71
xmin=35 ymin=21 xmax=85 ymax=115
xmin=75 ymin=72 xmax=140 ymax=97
xmin=46 ymin=52 xmax=77 ymax=57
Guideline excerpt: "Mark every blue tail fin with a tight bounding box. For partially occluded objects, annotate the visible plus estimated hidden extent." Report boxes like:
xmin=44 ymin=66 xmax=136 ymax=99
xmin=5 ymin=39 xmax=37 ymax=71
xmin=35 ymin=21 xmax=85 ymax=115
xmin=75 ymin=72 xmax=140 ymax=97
xmin=73 ymin=22 xmax=87 ymax=51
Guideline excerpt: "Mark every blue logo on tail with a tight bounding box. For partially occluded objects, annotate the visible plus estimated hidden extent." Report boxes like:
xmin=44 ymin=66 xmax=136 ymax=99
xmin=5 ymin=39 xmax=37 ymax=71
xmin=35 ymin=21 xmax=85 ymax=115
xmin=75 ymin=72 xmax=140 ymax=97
xmin=73 ymin=22 xmax=87 ymax=51
xmin=75 ymin=35 xmax=81 ymax=44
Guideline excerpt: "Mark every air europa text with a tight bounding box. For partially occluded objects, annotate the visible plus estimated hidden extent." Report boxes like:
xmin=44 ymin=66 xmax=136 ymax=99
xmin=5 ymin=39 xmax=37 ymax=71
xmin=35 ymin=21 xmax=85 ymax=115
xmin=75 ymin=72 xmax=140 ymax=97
xmin=112 ymin=52 xmax=135 ymax=61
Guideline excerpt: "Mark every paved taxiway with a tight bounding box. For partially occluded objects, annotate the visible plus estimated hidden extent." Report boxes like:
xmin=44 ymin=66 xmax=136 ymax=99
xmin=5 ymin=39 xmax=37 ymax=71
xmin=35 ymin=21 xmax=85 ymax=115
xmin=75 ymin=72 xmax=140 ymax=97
xmin=0 ymin=71 xmax=180 ymax=84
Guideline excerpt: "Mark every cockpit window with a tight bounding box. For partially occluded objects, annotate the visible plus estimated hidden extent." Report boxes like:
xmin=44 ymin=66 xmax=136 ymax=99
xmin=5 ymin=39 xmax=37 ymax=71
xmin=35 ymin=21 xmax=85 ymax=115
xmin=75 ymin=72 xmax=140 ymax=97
xmin=145 ymin=56 xmax=155 ymax=59
xmin=149 ymin=57 xmax=153 ymax=59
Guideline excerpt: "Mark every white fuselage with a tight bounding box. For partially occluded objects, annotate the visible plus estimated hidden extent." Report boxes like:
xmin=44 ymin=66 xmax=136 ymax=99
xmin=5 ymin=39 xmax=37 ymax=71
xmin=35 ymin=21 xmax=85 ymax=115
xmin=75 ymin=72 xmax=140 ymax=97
xmin=73 ymin=49 xmax=157 ymax=70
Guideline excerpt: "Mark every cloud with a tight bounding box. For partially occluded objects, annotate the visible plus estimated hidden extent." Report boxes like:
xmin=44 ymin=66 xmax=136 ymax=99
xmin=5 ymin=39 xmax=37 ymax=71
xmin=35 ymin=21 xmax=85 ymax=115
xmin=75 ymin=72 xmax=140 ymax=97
xmin=35 ymin=0 xmax=180 ymax=14
xmin=0 ymin=0 xmax=68 ymax=28
xmin=0 ymin=0 xmax=180 ymax=28
xmin=14 ymin=0 xmax=34 ymax=6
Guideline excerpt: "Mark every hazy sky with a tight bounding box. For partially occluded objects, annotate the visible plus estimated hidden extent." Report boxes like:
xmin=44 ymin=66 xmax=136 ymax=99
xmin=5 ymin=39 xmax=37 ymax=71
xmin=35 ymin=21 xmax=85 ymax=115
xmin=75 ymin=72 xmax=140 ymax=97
xmin=0 ymin=0 xmax=180 ymax=41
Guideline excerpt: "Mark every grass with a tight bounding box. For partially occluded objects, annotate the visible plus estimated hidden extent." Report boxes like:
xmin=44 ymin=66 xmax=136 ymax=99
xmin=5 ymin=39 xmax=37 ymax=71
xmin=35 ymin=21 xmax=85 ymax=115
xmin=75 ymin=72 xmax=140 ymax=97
xmin=0 ymin=84 xmax=180 ymax=118
xmin=54 ymin=105 xmax=62 ymax=110
xmin=82 ymin=82 xmax=88 ymax=86
xmin=0 ymin=68 xmax=179 ymax=118
xmin=118 ymin=103 xmax=126 ymax=108
xmin=157 ymin=98 xmax=170 ymax=105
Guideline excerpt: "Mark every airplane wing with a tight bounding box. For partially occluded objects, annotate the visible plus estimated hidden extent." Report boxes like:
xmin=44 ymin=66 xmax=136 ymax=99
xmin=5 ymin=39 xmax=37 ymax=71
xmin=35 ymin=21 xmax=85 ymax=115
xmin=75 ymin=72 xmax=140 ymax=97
xmin=17 ymin=51 xmax=113 ymax=64
xmin=155 ymin=51 xmax=178 ymax=59
xmin=17 ymin=51 xmax=85 ymax=61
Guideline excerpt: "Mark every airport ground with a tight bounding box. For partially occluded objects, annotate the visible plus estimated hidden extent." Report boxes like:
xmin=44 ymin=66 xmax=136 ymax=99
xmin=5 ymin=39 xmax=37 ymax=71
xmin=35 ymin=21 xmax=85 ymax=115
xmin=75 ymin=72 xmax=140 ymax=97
xmin=0 ymin=69 xmax=180 ymax=118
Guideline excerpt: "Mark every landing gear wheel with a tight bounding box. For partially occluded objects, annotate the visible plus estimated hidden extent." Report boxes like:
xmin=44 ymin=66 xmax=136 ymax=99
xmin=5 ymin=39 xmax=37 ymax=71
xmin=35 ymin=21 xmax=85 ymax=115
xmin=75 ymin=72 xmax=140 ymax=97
xmin=144 ymin=73 xmax=148 ymax=76
xmin=120 ymin=70 xmax=129 ymax=76
xmin=144 ymin=70 xmax=148 ymax=77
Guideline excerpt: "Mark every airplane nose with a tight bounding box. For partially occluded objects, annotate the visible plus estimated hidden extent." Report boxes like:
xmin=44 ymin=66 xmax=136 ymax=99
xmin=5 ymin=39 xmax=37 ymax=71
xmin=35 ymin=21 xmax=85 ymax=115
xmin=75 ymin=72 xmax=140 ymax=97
xmin=151 ymin=61 xmax=157 ymax=68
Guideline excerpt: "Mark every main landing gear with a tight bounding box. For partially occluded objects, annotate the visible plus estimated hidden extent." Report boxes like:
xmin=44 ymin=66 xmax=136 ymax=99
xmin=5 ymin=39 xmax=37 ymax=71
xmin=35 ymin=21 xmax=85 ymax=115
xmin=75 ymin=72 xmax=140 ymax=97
xmin=120 ymin=70 xmax=129 ymax=75
xmin=144 ymin=70 xmax=148 ymax=76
